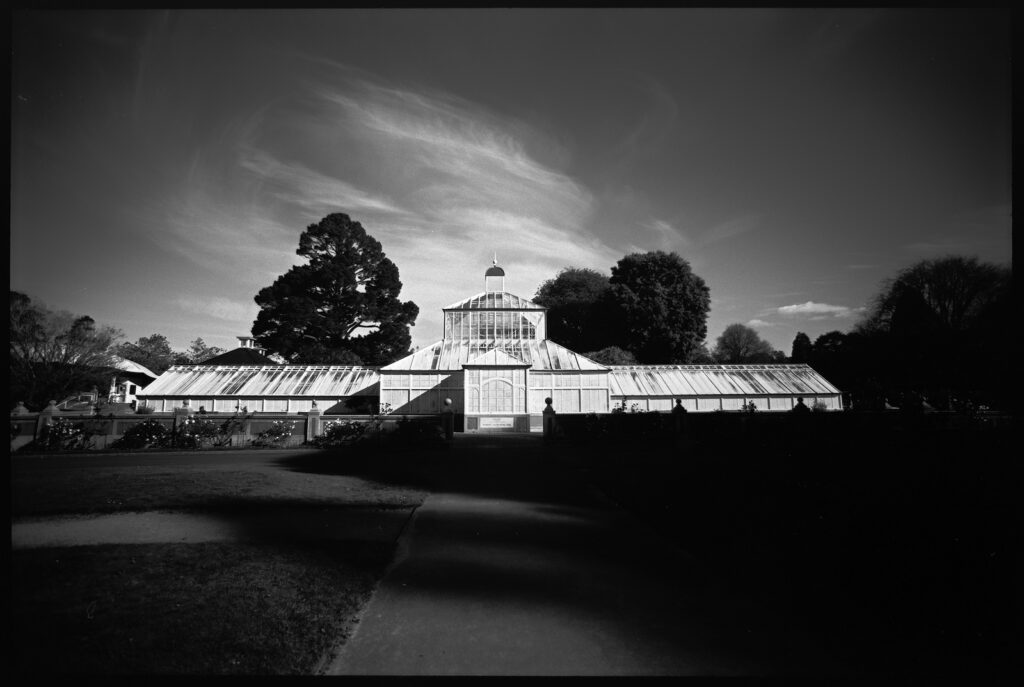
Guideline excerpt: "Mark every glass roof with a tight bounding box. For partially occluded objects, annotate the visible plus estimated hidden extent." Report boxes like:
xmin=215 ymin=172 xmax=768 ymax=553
xmin=443 ymin=291 xmax=544 ymax=311
xmin=381 ymin=340 xmax=608 ymax=371
xmin=139 ymin=363 xmax=839 ymax=399
xmin=608 ymin=364 xmax=840 ymax=396
xmin=139 ymin=366 xmax=380 ymax=398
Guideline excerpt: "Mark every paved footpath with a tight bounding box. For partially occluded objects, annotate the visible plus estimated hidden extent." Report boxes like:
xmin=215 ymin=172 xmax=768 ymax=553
xmin=325 ymin=435 xmax=848 ymax=676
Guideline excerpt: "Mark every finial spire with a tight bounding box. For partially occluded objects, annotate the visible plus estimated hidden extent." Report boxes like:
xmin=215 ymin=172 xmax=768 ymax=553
xmin=484 ymin=253 xmax=506 ymax=292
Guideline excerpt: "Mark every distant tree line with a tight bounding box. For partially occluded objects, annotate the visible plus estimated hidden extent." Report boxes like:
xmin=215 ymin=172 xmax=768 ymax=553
xmin=533 ymin=257 xmax=784 ymax=366
xmin=113 ymin=334 xmax=225 ymax=374
xmin=10 ymin=291 xmax=122 ymax=411
xmin=10 ymin=291 xmax=227 ymax=410
xmin=786 ymin=256 xmax=1012 ymax=411
xmin=534 ymin=254 xmax=1011 ymax=411
xmin=532 ymin=252 xmax=712 ymax=365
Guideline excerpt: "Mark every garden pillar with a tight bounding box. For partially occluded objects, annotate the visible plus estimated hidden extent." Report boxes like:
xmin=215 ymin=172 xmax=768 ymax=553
xmin=542 ymin=398 xmax=557 ymax=440
xmin=172 ymin=401 xmax=194 ymax=432
xmin=306 ymin=404 xmax=322 ymax=443
xmin=441 ymin=398 xmax=454 ymax=440
xmin=35 ymin=400 xmax=58 ymax=440
xmin=12 ymin=401 xmax=29 ymax=416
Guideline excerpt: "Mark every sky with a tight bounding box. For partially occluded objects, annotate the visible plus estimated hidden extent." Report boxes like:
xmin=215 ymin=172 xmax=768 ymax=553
xmin=11 ymin=9 xmax=1012 ymax=358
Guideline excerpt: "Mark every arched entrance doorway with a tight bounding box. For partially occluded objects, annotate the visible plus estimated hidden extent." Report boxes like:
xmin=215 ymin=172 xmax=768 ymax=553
xmin=464 ymin=365 xmax=529 ymax=432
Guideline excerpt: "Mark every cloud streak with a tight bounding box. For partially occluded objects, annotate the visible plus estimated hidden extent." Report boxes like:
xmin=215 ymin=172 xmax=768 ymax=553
xmin=698 ymin=214 xmax=761 ymax=246
xmin=776 ymin=301 xmax=864 ymax=318
xmin=147 ymin=67 xmax=624 ymax=346
xmin=173 ymin=296 xmax=255 ymax=323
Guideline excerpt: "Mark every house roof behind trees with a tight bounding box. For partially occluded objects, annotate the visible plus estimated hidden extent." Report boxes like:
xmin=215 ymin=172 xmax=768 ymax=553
xmin=199 ymin=347 xmax=281 ymax=366
xmin=112 ymin=357 xmax=159 ymax=379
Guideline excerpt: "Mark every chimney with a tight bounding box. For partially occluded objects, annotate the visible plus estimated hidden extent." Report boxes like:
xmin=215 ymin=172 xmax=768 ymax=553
xmin=238 ymin=336 xmax=267 ymax=355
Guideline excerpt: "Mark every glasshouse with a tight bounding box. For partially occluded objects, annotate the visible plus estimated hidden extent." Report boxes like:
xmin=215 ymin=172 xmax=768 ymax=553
xmin=137 ymin=261 xmax=842 ymax=431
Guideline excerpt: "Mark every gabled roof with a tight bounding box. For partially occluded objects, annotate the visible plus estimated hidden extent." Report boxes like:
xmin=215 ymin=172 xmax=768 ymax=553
xmin=199 ymin=347 xmax=280 ymax=366
xmin=608 ymin=364 xmax=841 ymax=397
xmin=139 ymin=366 xmax=379 ymax=398
xmin=112 ymin=357 xmax=159 ymax=379
xmin=442 ymin=291 xmax=544 ymax=311
xmin=381 ymin=340 xmax=608 ymax=371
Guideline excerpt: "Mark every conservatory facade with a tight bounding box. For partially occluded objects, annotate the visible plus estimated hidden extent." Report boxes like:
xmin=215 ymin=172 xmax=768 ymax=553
xmin=137 ymin=261 xmax=842 ymax=430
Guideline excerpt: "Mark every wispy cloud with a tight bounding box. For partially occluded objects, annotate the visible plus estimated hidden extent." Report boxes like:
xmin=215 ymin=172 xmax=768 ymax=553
xmin=747 ymin=318 xmax=775 ymax=328
xmin=173 ymin=296 xmax=255 ymax=323
xmin=777 ymin=301 xmax=864 ymax=318
xmin=699 ymin=214 xmax=761 ymax=246
xmin=615 ymin=75 xmax=679 ymax=159
xmin=136 ymin=64 xmax=631 ymax=345
xmin=238 ymin=150 xmax=409 ymax=217
xmin=643 ymin=218 xmax=690 ymax=251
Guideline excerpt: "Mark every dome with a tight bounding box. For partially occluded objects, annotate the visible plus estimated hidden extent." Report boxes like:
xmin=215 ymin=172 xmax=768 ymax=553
xmin=485 ymin=265 xmax=505 ymax=277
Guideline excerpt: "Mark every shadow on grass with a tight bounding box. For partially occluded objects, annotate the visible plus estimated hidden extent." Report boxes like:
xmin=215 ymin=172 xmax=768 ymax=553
xmin=272 ymin=433 xmax=602 ymax=507
xmin=10 ymin=540 xmax=393 ymax=675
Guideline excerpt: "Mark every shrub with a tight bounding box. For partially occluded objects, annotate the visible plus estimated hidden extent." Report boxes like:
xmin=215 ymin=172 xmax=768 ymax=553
xmin=112 ymin=418 xmax=169 ymax=449
xmin=36 ymin=418 xmax=88 ymax=451
xmin=389 ymin=417 xmax=444 ymax=446
xmin=169 ymin=416 xmax=221 ymax=449
xmin=742 ymin=401 xmax=758 ymax=413
xmin=135 ymin=405 xmax=156 ymax=415
xmin=207 ymin=412 xmax=251 ymax=447
xmin=812 ymin=401 xmax=829 ymax=413
xmin=253 ymin=420 xmax=297 ymax=447
xmin=311 ymin=420 xmax=368 ymax=448
xmin=341 ymin=396 xmax=379 ymax=414
xmin=582 ymin=412 xmax=611 ymax=441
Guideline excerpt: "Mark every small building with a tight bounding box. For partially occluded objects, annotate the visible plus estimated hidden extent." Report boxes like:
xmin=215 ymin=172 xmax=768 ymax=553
xmin=108 ymin=357 xmax=160 ymax=406
xmin=137 ymin=261 xmax=842 ymax=427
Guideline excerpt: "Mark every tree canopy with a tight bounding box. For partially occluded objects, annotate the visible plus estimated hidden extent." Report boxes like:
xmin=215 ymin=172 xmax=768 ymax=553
xmin=533 ymin=267 xmax=613 ymax=353
xmin=114 ymin=335 xmax=226 ymax=372
xmin=10 ymin=291 xmax=122 ymax=409
xmin=859 ymin=256 xmax=1009 ymax=336
xmin=796 ymin=256 xmax=1013 ymax=410
xmin=607 ymin=251 xmax=710 ymax=364
xmin=790 ymin=332 xmax=813 ymax=363
xmin=175 ymin=338 xmax=226 ymax=365
xmin=712 ymin=323 xmax=780 ymax=363
xmin=853 ymin=255 xmax=1012 ymax=409
xmin=581 ymin=346 xmax=637 ymax=366
xmin=252 ymin=213 xmax=419 ymax=365
xmin=114 ymin=334 xmax=177 ymax=374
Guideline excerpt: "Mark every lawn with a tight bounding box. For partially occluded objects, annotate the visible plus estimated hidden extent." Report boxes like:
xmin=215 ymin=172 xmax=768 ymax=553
xmin=10 ymin=448 xmax=431 ymax=675
xmin=11 ymin=460 xmax=427 ymax=517
xmin=10 ymin=542 xmax=391 ymax=675
xmin=576 ymin=419 xmax=1018 ymax=675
